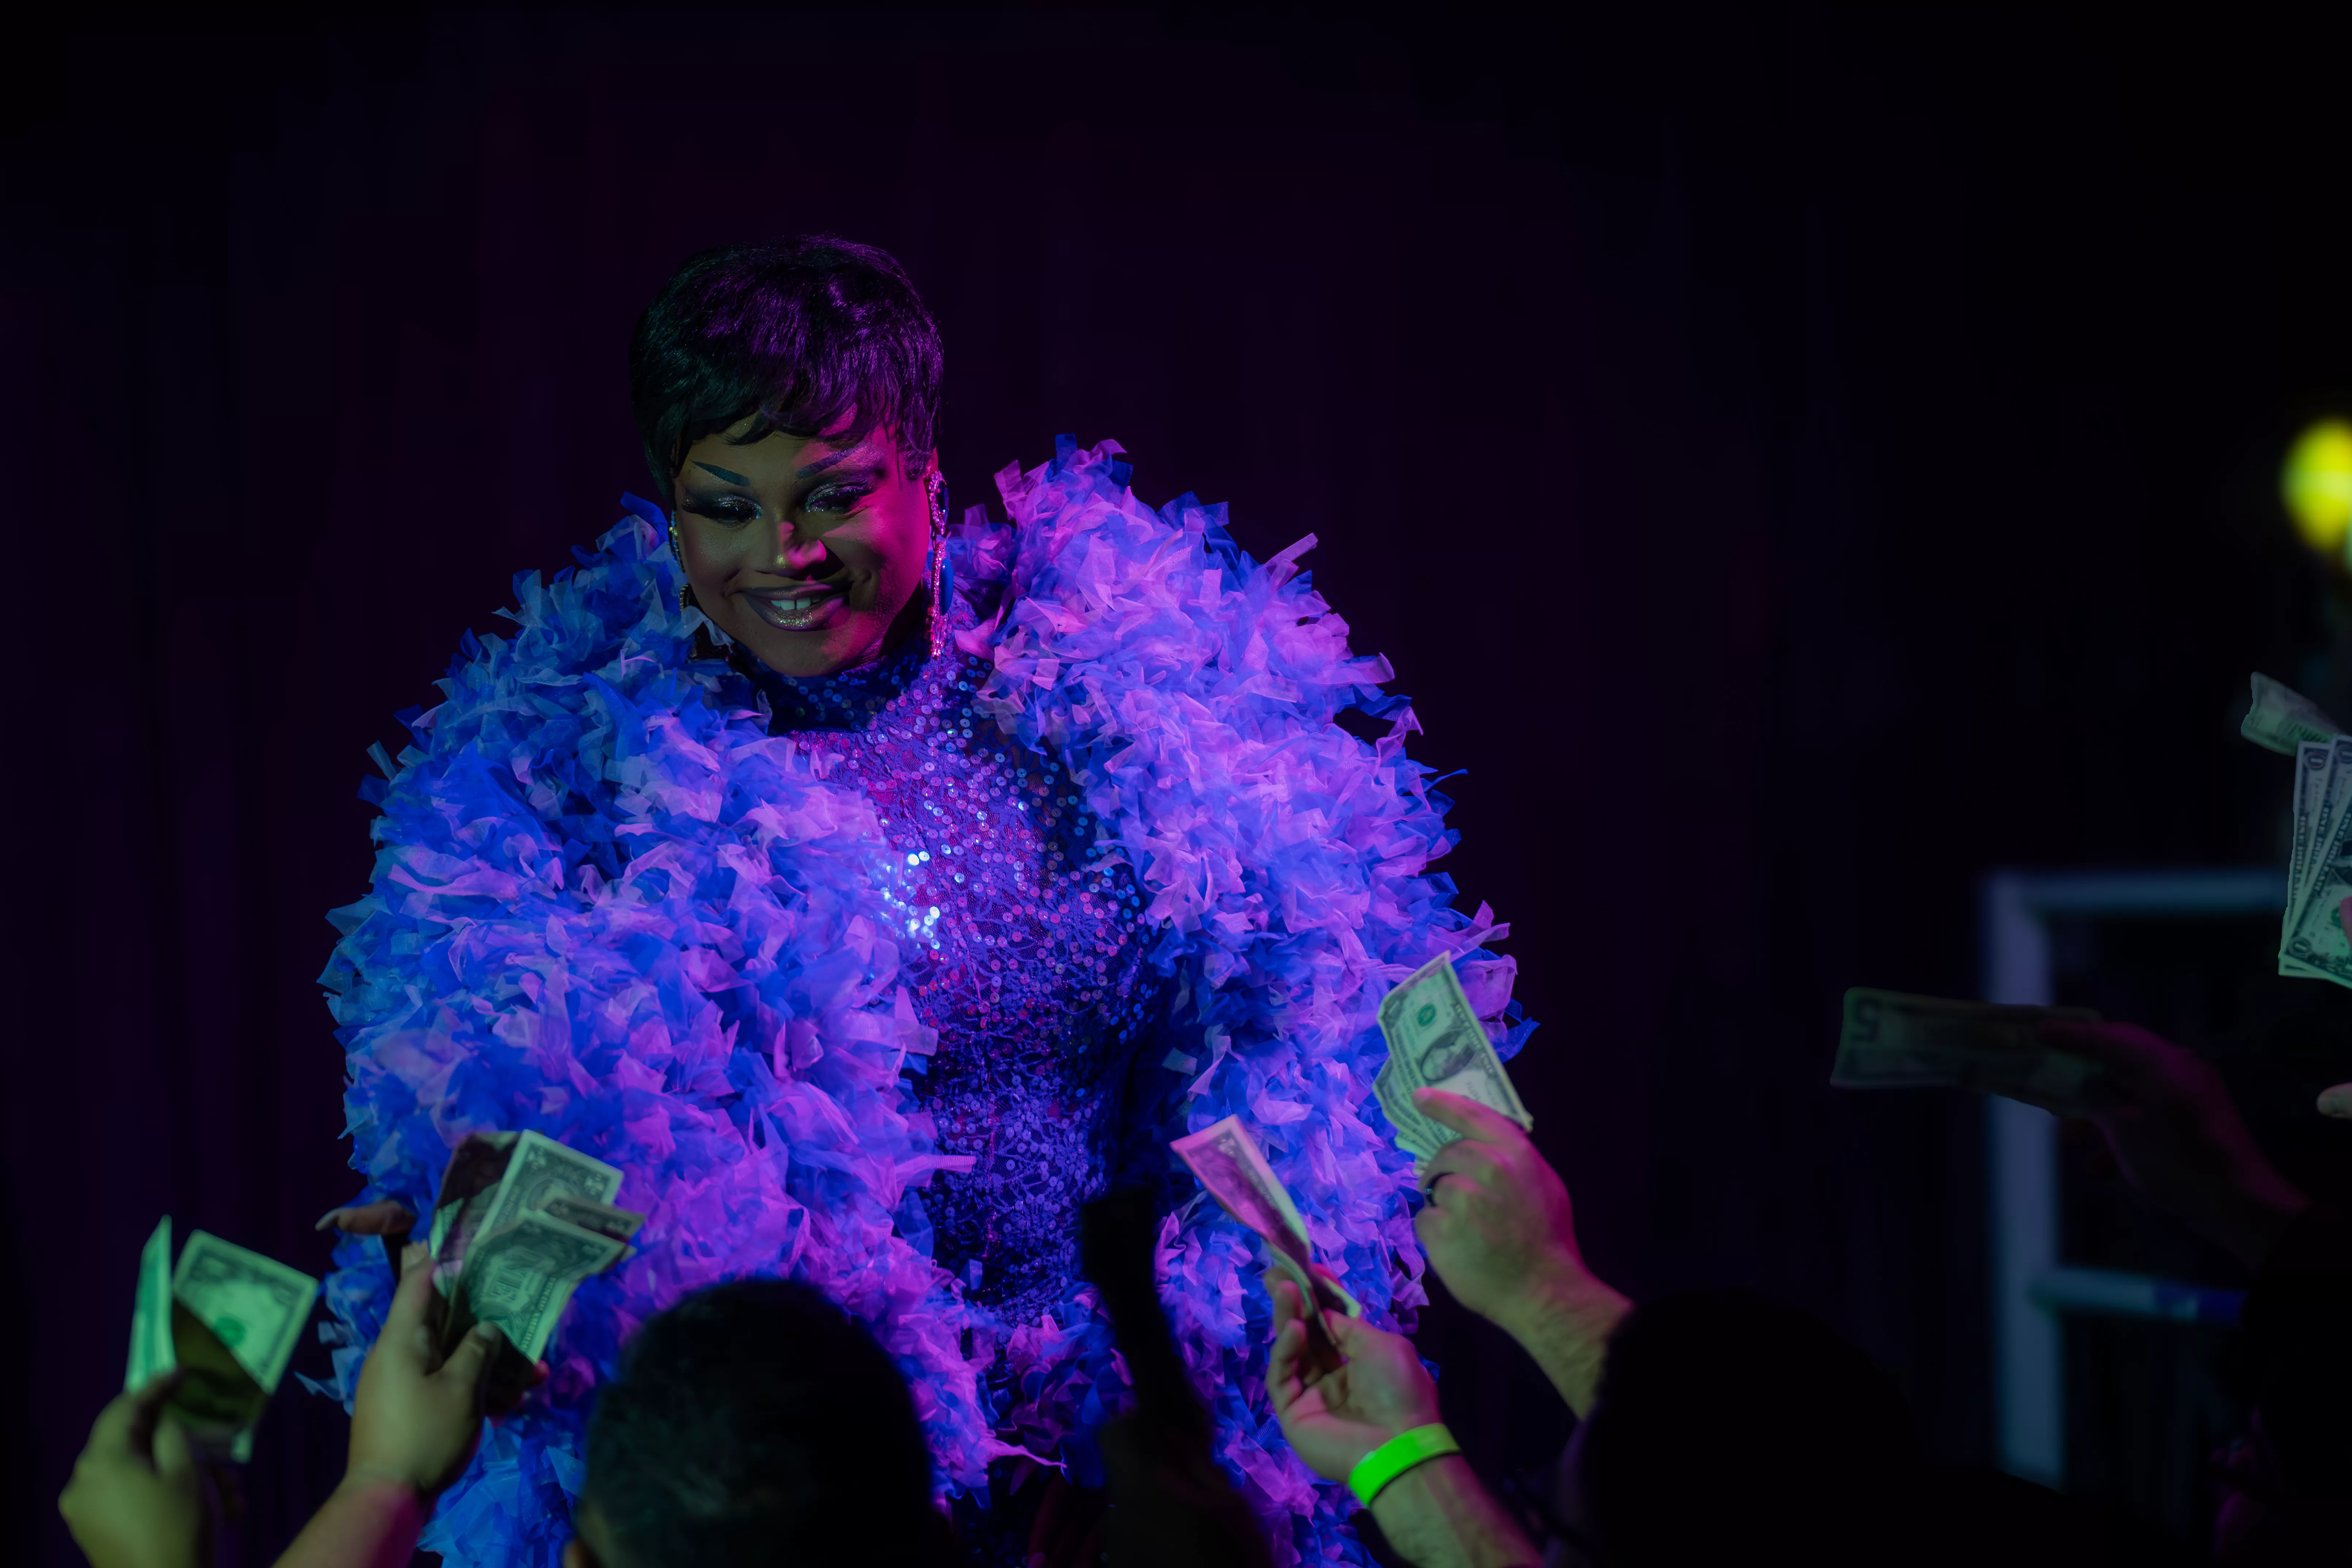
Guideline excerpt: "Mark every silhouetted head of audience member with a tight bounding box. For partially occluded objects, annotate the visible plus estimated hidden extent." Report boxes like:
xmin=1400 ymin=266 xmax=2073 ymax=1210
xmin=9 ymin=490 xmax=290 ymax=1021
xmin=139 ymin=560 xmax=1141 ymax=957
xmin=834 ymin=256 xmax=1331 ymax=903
xmin=1570 ymin=1289 xmax=1918 ymax=1567
xmin=567 ymin=1278 xmax=953 ymax=1568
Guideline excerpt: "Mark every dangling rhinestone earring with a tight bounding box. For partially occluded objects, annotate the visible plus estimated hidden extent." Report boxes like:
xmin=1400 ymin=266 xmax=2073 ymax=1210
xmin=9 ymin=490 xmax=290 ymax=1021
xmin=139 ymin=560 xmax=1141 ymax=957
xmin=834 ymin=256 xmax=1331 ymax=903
xmin=668 ymin=517 xmax=697 ymax=613
xmin=926 ymin=473 xmax=952 ymax=658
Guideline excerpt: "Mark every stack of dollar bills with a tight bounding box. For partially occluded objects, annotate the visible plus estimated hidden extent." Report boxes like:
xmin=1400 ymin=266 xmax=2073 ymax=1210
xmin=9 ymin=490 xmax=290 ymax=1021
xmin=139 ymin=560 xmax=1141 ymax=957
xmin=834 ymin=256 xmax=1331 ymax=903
xmin=2242 ymin=673 xmax=2352 ymax=989
xmin=125 ymin=1219 xmax=318 ymax=1461
xmin=425 ymin=1129 xmax=642 ymax=1363
xmin=1372 ymin=953 xmax=1532 ymax=1158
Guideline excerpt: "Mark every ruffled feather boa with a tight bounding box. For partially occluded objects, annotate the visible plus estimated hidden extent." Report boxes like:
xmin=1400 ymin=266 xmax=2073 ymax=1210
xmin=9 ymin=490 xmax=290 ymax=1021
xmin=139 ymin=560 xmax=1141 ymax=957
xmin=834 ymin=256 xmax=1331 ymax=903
xmin=316 ymin=436 xmax=1531 ymax=1566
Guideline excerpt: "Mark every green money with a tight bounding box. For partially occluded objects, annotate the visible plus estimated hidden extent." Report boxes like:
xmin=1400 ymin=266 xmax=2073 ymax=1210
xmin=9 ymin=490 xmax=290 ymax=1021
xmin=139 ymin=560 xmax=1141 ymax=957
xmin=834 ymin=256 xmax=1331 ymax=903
xmin=1374 ymin=954 xmax=1531 ymax=1157
xmin=125 ymin=1217 xmax=175 ymax=1392
xmin=470 ymin=1130 xmax=624 ymax=1243
xmin=2244 ymin=672 xmax=2341 ymax=756
xmin=1831 ymin=988 xmax=2103 ymax=1101
xmin=449 ymin=1209 xmax=627 ymax=1361
xmin=172 ymin=1230 xmax=319 ymax=1398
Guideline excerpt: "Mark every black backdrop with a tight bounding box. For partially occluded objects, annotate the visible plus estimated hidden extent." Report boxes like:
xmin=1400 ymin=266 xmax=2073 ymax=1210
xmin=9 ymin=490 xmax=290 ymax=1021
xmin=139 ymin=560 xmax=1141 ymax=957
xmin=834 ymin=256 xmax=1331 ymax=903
xmin=9 ymin=5 xmax=2352 ymax=1562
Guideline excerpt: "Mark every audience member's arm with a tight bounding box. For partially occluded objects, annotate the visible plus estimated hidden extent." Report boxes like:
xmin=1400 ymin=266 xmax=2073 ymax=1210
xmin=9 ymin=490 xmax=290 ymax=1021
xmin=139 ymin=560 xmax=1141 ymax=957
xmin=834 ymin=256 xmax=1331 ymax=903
xmin=1266 ymin=1277 xmax=1539 ymax=1568
xmin=274 ymin=1242 xmax=507 ymax=1568
xmin=58 ymin=1371 xmax=206 ymax=1568
xmin=2032 ymin=1022 xmax=2307 ymax=1271
xmin=1411 ymin=1090 xmax=1630 ymax=1417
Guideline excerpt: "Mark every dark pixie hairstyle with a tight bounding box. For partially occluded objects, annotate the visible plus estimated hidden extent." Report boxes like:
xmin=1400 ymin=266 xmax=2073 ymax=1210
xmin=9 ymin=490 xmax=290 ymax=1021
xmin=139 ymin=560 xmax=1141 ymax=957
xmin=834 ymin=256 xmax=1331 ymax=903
xmin=628 ymin=236 xmax=943 ymax=491
xmin=582 ymin=1278 xmax=949 ymax=1568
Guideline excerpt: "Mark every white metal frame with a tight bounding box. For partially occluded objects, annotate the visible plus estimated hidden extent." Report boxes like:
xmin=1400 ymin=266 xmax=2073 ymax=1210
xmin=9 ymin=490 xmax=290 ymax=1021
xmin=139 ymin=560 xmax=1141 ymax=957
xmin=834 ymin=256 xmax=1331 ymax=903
xmin=1981 ymin=867 xmax=2286 ymax=1485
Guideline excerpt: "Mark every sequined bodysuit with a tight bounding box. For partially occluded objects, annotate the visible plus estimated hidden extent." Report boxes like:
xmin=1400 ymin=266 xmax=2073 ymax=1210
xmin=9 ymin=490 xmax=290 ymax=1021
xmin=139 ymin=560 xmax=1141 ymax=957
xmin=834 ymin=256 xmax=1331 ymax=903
xmin=752 ymin=640 xmax=1166 ymax=1321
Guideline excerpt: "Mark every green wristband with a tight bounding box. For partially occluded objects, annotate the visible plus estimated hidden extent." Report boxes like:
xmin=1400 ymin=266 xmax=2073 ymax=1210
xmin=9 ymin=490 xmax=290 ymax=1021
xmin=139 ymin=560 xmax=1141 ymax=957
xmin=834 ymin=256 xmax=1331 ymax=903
xmin=1346 ymin=1423 xmax=1461 ymax=1507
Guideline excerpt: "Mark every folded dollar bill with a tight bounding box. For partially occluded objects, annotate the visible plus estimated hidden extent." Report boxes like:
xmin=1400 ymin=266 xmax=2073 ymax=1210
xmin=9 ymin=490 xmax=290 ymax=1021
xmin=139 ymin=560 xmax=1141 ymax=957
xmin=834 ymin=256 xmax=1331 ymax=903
xmin=427 ymin=1130 xmax=640 ymax=1363
xmin=125 ymin=1218 xmax=319 ymax=1461
xmin=1831 ymin=988 xmax=2105 ymax=1102
xmin=1172 ymin=1115 xmax=1358 ymax=1374
xmin=1373 ymin=953 xmax=1532 ymax=1159
xmin=2243 ymin=672 xmax=2341 ymax=756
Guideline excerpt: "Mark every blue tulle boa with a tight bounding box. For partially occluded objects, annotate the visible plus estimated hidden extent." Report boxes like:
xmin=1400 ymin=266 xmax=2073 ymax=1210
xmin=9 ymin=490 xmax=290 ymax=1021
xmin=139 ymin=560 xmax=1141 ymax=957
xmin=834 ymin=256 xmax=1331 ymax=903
xmin=315 ymin=437 xmax=1531 ymax=1565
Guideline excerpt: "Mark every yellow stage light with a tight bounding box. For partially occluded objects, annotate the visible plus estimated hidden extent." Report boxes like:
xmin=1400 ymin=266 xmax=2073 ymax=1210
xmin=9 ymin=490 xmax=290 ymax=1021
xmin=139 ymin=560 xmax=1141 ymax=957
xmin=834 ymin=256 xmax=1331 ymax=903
xmin=2284 ymin=418 xmax=2352 ymax=557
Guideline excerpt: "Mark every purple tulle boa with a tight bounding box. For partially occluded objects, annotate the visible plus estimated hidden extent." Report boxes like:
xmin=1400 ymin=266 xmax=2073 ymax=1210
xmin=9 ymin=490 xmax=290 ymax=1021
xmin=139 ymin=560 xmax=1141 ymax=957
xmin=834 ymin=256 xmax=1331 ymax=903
xmin=316 ymin=437 xmax=1528 ymax=1566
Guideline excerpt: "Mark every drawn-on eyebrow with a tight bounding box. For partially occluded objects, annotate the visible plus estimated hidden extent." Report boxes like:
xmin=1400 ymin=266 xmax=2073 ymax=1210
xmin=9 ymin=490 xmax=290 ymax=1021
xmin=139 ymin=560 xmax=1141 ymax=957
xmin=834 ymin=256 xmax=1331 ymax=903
xmin=796 ymin=445 xmax=878 ymax=480
xmin=691 ymin=461 xmax=752 ymax=485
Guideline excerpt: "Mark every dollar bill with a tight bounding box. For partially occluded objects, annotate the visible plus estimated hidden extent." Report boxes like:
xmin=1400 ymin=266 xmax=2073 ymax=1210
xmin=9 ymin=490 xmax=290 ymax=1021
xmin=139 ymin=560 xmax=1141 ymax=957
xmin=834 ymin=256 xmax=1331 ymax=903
xmin=2278 ymin=737 xmax=2352 ymax=983
xmin=2280 ymin=743 xmax=2336 ymax=980
xmin=173 ymin=1229 xmax=320 ymax=1399
xmin=2293 ymin=736 xmax=2352 ymax=917
xmin=2281 ymin=838 xmax=2352 ymax=988
xmin=126 ymin=1217 xmax=175 ymax=1392
xmin=2288 ymin=743 xmax=2330 ymax=910
xmin=445 ymin=1209 xmax=629 ymax=1361
xmin=123 ymin=1220 xmax=319 ymax=1461
xmin=2244 ymin=672 xmax=2341 ymax=756
xmin=471 ymin=1130 xmax=625 ymax=1242
xmin=1171 ymin=1114 xmax=1359 ymax=1374
xmin=1830 ymin=989 xmax=2104 ymax=1102
xmin=428 ymin=1131 xmax=519 ymax=1258
xmin=1373 ymin=954 xmax=1532 ymax=1158
xmin=542 ymin=1194 xmax=645 ymax=1246
xmin=427 ymin=1129 xmax=636 ymax=1361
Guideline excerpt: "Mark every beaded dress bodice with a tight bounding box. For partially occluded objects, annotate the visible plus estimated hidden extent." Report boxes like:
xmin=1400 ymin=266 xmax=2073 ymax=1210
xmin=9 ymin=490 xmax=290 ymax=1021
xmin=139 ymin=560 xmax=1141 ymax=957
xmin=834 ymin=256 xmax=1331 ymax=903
xmin=748 ymin=640 xmax=1166 ymax=1321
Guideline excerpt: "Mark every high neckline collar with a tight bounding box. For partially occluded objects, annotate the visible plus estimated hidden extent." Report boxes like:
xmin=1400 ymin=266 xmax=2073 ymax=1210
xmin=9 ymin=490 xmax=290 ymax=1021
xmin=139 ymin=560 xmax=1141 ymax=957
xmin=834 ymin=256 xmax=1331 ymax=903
xmin=731 ymin=634 xmax=933 ymax=732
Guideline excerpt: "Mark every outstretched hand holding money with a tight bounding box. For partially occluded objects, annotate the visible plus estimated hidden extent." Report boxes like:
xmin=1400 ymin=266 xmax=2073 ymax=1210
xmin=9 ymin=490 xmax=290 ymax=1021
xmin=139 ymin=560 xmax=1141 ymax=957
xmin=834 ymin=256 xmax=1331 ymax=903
xmin=1265 ymin=1275 xmax=1442 ymax=1482
xmin=274 ymin=1243 xmax=541 ymax=1568
xmin=1266 ymin=1275 xmax=1542 ymax=1568
xmin=351 ymin=1242 xmax=514 ymax=1495
xmin=2024 ymin=1022 xmax=2309 ymax=1270
xmin=1412 ymin=1090 xmax=1628 ymax=1419
xmin=58 ymin=1373 xmax=206 ymax=1568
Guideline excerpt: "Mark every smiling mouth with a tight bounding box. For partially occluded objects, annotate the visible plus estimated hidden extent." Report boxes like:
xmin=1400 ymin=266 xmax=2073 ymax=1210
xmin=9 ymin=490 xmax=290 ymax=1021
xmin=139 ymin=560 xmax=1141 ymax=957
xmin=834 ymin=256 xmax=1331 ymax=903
xmin=743 ymin=586 xmax=842 ymax=632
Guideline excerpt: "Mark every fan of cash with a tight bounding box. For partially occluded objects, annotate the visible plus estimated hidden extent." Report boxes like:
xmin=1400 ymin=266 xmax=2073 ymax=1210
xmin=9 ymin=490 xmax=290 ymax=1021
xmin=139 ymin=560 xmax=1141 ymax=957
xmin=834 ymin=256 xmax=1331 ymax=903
xmin=322 ymin=1128 xmax=644 ymax=1394
xmin=2242 ymin=673 xmax=2352 ymax=989
xmin=422 ymin=1130 xmax=643 ymax=1363
xmin=124 ymin=1219 xmax=319 ymax=1461
xmin=1169 ymin=951 xmax=1532 ymax=1369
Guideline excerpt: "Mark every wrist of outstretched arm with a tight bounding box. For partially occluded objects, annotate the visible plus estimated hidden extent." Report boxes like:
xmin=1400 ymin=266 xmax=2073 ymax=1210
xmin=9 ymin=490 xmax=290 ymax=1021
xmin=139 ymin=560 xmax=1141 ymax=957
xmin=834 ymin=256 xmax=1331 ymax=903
xmin=278 ymin=1470 xmax=429 ymax=1568
xmin=1368 ymin=1454 xmax=1543 ymax=1568
xmin=1496 ymin=1265 xmax=1630 ymax=1346
xmin=1496 ymin=1271 xmax=1631 ymax=1416
xmin=2205 ymin=1170 xmax=2311 ymax=1271
xmin=337 ymin=1464 xmax=431 ymax=1508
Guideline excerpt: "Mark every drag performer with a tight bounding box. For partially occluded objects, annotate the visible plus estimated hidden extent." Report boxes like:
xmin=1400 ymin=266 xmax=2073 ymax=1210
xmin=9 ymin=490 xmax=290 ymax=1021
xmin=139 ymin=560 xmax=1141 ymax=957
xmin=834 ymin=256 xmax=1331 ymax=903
xmin=316 ymin=237 xmax=1531 ymax=1566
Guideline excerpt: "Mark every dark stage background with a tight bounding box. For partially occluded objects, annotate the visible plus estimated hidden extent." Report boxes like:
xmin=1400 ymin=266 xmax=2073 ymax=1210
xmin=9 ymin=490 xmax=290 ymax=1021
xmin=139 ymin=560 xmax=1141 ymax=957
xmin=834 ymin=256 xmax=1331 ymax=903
xmin=9 ymin=5 xmax=2352 ymax=1562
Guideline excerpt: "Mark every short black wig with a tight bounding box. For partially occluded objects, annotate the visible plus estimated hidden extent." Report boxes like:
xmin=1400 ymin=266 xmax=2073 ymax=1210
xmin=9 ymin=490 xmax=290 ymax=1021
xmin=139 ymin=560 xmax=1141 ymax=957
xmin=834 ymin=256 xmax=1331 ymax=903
xmin=628 ymin=236 xmax=942 ymax=492
xmin=582 ymin=1278 xmax=946 ymax=1568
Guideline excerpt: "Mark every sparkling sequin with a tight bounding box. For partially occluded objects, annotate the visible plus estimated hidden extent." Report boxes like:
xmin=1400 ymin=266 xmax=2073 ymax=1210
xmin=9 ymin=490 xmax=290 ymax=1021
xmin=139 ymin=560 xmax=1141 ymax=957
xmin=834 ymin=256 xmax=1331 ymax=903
xmin=748 ymin=641 xmax=1165 ymax=1320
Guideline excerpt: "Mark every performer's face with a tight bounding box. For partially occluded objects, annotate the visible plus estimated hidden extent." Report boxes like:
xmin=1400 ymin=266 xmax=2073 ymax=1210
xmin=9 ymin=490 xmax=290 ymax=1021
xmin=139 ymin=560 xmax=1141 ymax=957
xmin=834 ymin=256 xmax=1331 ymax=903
xmin=671 ymin=416 xmax=935 ymax=677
